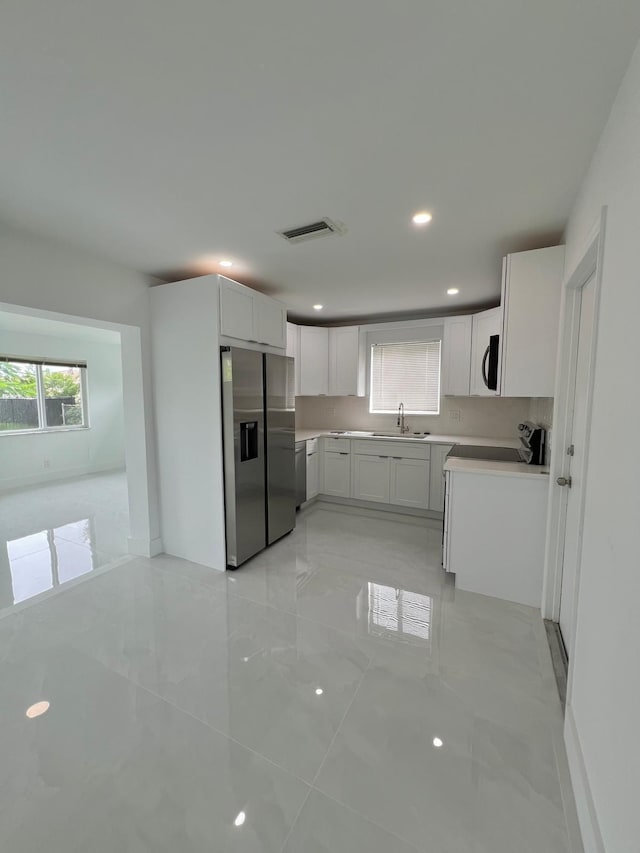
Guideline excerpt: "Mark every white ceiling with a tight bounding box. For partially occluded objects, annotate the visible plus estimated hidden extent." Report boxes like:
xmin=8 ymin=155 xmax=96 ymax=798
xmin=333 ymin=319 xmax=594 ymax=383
xmin=1 ymin=1 xmax=639 ymax=321
xmin=0 ymin=311 xmax=121 ymax=344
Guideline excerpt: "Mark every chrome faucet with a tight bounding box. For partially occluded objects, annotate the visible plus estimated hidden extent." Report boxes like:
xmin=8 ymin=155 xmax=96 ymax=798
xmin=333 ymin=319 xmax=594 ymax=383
xmin=397 ymin=402 xmax=409 ymax=434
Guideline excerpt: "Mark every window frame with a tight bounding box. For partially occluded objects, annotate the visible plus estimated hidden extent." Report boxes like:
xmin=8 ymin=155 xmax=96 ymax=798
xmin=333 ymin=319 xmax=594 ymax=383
xmin=368 ymin=338 xmax=442 ymax=416
xmin=0 ymin=357 xmax=90 ymax=436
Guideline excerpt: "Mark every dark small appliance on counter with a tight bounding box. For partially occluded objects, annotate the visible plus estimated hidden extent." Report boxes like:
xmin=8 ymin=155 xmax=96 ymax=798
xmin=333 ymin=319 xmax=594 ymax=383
xmin=518 ymin=422 xmax=546 ymax=465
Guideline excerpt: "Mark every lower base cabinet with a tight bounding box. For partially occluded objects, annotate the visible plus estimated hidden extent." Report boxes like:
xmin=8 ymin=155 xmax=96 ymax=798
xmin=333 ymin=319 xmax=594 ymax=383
xmin=322 ymin=450 xmax=351 ymax=497
xmin=315 ymin=438 xmax=449 ymax=513
xmin=306 ymin=446 xmax=319 ymax=500
xmin=352 ymin=454 xmax=390 ymax=503
xmin=353 ymin=454 xmax=430 ymax=509
xmin=389 ymin=457 xmax=430 ymax=509
xmin=428 ymin=444 xmax=454 ymax=513
xmin=444 ymin=468 xmax=548 ymax=607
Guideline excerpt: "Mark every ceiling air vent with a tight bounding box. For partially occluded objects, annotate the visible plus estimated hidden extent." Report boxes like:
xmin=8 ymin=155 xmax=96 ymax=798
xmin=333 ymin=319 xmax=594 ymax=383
xmin=278 ymin=218 xmax=346 ymax=244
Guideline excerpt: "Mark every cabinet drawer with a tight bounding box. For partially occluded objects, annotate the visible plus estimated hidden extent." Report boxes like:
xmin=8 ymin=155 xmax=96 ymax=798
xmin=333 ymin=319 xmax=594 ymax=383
xmin=352 ymin=440 xmax=430 ymax=460
xmin=322 ymin=437 xmax=351 ymax=453
xmin=306 ymin=437 xmax=319 ymax=453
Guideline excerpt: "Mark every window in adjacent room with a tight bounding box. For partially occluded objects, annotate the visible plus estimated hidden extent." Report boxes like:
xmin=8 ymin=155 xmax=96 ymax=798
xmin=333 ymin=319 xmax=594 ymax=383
xmin=0 ymin=357 xmax=88 ymax=433
xmin=369 ymin=340 xmax=441 ymax=414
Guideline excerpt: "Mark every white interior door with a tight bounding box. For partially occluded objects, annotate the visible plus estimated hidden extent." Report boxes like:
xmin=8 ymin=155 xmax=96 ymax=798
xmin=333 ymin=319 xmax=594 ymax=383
xmin=559 ymin=272 xmax=597 ymax=657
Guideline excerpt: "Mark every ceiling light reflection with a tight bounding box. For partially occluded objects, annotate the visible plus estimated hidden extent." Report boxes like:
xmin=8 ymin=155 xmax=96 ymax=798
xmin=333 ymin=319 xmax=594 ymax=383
xmin=26 ymin=701 xmax=50 ymax=719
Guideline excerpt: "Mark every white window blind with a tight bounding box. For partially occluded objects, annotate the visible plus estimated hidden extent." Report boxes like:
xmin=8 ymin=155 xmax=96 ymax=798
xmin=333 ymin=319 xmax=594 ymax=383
xmin=369 ymin=340 xmax=441 ymax=414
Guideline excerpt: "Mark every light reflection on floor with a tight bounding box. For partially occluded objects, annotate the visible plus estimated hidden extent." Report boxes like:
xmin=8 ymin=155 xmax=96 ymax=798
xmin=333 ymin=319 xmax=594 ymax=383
xmin=6 ymin=518 xmax=96 ymax=604
xmin=0 ymin=471 xmax=130 ymax=612
xmin=366 ymin=582 xmax=432 ymax=646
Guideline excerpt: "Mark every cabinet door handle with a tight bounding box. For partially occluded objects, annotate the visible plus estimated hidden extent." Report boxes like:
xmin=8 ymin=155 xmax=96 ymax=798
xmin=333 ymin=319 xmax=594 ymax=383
xmin=339 ymin=452 xmax=349 ymax=456
xmin=481 ymin=345 xmax=490 ymax=388
xmin=378 ymin=455 xmax=388 ymax=459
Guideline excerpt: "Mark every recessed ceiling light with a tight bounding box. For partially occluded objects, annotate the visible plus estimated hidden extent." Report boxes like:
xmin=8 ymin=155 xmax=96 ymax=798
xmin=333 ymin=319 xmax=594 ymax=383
xmin=315 ymin=687 xmax=324 ymax=696
xmin=433 ymin=737 xmax=443 ymax=748
xmin=220 ymin=260 xmax=233 ymax=268
xmin=412 ymin=211 xmax=433 ymax=225
xmin=447 ymin=288 xmax=459 ymax=295
xmin=26 ymin=701 xmax=50 ymax=719
xmin=234 ymin=811 xmax=246 ymax=828
xmin=313 ymin=304 xmax=323 ymax=311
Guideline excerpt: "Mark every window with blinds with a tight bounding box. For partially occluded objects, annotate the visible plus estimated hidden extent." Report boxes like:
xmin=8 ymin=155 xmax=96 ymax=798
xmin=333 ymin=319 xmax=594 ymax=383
xmin=369 ymin=340 xmax=441 ymax=414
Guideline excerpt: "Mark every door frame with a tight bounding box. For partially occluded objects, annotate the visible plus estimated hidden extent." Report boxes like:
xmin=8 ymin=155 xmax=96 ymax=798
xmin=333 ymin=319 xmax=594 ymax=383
xmin=0 ymin=300 xmax=160 ymax=558
xmin=541 ymin=208 xmax=606 ymax=651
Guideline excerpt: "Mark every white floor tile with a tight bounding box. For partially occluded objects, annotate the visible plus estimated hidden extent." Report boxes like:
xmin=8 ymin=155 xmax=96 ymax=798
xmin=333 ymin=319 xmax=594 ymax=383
xmin=0 ymin=489 xmax=576 ymax=852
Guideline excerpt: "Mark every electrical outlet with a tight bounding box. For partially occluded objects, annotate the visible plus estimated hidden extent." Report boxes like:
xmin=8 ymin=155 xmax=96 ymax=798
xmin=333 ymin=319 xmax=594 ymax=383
xmin=43 ymin=459 xmax=50 ymax=468
xmin=449 ymin=409 xmax=461 ymax=421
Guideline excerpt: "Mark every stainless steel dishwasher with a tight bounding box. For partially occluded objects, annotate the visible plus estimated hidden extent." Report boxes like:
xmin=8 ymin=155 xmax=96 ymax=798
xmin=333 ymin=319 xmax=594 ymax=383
xmin=295 ymin=441 xmax=307 ymax=508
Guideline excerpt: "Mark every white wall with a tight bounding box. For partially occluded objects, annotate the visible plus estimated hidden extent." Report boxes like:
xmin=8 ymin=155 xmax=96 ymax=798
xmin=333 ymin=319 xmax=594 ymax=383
xmin=0 ymin=220 xmax=160 ymax=555
xmin=561 ymin=40 xmax=640 ymax=853
xmin=0 ymin=329 xmax=125 ymax=490
xmin=150 ymin=277 xmax=226 ymax=570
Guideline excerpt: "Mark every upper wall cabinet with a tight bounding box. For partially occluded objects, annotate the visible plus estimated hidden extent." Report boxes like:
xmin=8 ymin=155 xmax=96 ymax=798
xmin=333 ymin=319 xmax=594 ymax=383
xmin=442 ymin=316 xmax=472 ymax=396
xmin=219 ymin=277 xmax=286 ymax=349
xmin=500 ymin=246 xmax=565 ymax=397
xmin=286 ymin=322 xmax=301 ymax=395
xmin=293 ymin=324 xmax=365 ymax=397
xmin=299 ymin=326 xmax=329 ymax=395
xmin=286 ymin=322 xmax=297 ymax=359
xmin=328 ymin=326 xmax=364 ymax=396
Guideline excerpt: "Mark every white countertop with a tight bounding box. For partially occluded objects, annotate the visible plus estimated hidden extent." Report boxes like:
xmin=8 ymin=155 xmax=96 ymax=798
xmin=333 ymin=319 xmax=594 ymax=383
xmin=295 ymin=428 xmax=521 ymax=448
xmin=444 ymin=456 xmax=550 ymax=480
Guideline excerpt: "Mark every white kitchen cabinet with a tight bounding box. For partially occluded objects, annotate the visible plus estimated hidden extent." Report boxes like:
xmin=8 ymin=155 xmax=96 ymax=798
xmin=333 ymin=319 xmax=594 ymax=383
xmin=306 ymin=441 xmax=319 ymax=500
xmin=500 ymin=246 xmax=565 ymax=397
xmin=219 ymin=277 xmax=286 ymax=349
xmin=299 ymin=326 xmax=329 ymax=395
xmin=470 ymin=307 xmax=502 ymax=396
xmin=286 ymin=323 xmax=300 ymax=395
xmin=322 ymin=450 xmax=351 ymax=497
xmin=255 ymin=297 xmax=287 ymax=348
xmin=352 ymin=454 xmax=391 ymax=503
xmin=286 ymin=323 xmax=298 ymax=358
xmin=428 ymin=444 xmax=454 ymax=512
xmin=219 ymin=278 xmax=255 ymax=341
xmin=442 ymin=316 xmax=472 ymax=396
xmin=328 ymin=326 xmax=363 ymax=396
xmin=389 ymin=457 xmax=430 ymax=509
xmin=444 ymin=466 xmax=548 ymax=607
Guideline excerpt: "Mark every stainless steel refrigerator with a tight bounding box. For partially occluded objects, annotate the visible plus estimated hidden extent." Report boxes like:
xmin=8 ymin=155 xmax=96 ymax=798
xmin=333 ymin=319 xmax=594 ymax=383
xmin=221 ymin=347 xmax=296 ymax=567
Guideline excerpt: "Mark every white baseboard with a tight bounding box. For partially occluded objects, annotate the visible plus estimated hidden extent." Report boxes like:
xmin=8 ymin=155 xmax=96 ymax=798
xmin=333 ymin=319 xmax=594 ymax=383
xmin=0 ymin=462 xmax=125 ymax=493
xmin=128 ymin=536 xmax=163 ymax=558
xmin=316 ymin=494 xmax=443 ymax=524
xmin=564 ymin=704 xmax=605 ymax=853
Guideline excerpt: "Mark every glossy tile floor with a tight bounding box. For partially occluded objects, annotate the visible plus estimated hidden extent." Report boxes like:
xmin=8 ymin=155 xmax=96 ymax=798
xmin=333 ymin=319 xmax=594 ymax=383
xmin=0 ymin=471 xmax=130 ymax=610
xmin=0 ymin=497 xmax=580 ymax=852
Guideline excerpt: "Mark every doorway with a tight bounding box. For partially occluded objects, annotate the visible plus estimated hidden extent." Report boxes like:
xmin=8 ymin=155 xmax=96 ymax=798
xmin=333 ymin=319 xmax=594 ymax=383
xmin=542 ymin=211 xmax=605 ymax=667
xmin=0 ymin=309 xmax=132 ymax=609
xmin=557 ymin=272 xmax=597 ymax=656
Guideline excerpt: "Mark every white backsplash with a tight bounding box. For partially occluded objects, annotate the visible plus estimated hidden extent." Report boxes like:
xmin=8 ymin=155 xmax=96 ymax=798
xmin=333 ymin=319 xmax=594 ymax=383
xmin=296 ymin=395 xmax=554 ymax=439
